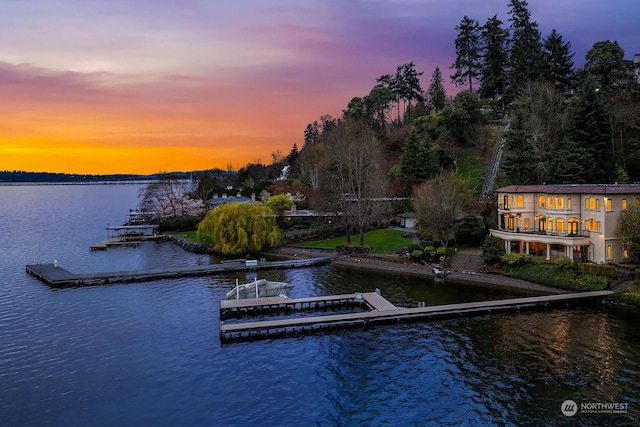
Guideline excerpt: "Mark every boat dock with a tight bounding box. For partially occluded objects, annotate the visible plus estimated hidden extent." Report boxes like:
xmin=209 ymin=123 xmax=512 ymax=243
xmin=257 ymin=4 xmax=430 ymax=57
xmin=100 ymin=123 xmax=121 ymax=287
xmin=90 ymin=225 xmax=163 ymax=250
xmin=219 ymin=290 xmax=613 ymax=341
xmin=25 ymin=255 xmax=337 ymax=287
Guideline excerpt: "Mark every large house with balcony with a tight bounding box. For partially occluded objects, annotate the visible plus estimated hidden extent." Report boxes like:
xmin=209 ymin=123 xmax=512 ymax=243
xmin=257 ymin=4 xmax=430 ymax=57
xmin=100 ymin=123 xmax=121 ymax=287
xmin=490 ymin=184 xmax=640 ymax=264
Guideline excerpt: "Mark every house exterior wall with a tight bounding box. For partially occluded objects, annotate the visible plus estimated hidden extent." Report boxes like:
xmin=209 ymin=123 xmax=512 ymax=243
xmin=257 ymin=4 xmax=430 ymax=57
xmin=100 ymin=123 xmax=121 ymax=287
xmin=490 ymin=184 xmax=640 ymax=264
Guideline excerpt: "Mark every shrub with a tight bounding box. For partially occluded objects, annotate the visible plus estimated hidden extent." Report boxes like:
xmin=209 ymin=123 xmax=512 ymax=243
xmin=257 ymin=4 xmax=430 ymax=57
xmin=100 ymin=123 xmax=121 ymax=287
xmin=501 ymin=253 xmax=532 ymax=265
xmin=411 ymin=250 xmax=424 ymax=259
xmin=481 ymin=235 xmax=506 ymax=264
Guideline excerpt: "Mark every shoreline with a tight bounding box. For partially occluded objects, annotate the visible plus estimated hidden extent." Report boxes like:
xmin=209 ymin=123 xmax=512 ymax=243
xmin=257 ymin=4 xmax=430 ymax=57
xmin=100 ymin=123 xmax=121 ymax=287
xmin=260 ymin=246 xmax=570 ymax=295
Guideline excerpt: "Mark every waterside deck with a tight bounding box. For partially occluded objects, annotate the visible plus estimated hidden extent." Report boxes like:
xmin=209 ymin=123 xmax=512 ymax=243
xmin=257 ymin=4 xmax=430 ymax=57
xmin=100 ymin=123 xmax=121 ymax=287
xmin=219 ymin=290 xmax=613 ymax=342
xmin=26 ymin=255 xmax=337 ymax=287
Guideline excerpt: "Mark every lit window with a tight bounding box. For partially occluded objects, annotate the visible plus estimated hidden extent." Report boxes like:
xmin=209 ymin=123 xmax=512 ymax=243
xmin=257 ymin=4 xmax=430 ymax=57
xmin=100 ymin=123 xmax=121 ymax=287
xmin=516 ymin=195 xmax=524 ymax=207
xmin=547 ymin=217 xmax=553 ymax=231
xmin=524 ymin=218 xmax=530 ymax=229
xmin=568 ymin=218 xmax=578 ymax=235
xmin=548 ymin=196 xmax=553 ymax=209
xmin=622 ymin=199 xmax=627 ymax=210
xmin=507 ymin=216 xmax=515 ymax=230
xmin=624 ymin=248 xmax=629 ymax=258
xmin=567 ymin=198 xmax=572 ymax=209
xmin=606 ymin=198 xmax=612 ymax=211
xmin=555 ymin=197 xmax=564 ymax=209
xmin=556 ymin=218 xmax=564 ymax=233
xmin=539 ymin=196 xmax=545 ymax=207
xmin=597 ymin=221 xmax=601 ymax=232
xmin=607 ymin=245 xmax=612 ymax=260
xmin=586 ymin=219 xmax=597 ymax=231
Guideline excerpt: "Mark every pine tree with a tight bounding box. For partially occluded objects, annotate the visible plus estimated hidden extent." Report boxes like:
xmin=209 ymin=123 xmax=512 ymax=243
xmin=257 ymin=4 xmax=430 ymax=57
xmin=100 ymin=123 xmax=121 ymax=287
xmin=542 ymin=29 xmax=575 ymax=92
xmin=507 ymin=0 xmax=544 ymax=98
xmin=501 ymin=110 xmax=537 ymax=184
xmin=571 ymin=76 xmax=615 ymax=183
xmin=450 ymin=16 xmax=482 ymax=93
xmin=480 ymin=15 xmax=510 ymax=101
xmin=427 ymin=67 xmax=447 ymax=113
xmin=584 ymin=40 xmax=626 ymax=92
xmin=399 ymin=128 xmax=439 ymax=181
xmin=548 ymin=138 xmax=589 ymax=183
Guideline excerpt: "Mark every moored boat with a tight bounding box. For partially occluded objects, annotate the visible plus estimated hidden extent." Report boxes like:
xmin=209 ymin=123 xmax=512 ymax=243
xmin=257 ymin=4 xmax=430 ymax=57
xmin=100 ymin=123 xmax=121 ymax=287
xmin=226 ymin=278 xmax=294 ymax=299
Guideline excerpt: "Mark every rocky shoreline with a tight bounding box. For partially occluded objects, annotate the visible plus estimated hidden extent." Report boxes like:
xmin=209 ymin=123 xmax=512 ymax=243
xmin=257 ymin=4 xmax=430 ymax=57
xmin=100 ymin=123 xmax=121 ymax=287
xmin=261 ymin=246 xmax=569 ymax=295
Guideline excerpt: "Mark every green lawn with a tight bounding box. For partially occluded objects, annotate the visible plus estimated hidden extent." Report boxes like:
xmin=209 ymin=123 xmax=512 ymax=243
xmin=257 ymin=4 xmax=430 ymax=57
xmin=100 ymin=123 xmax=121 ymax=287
xmin=167 ymin=230 xmax=212 ymax=244
xmin=294 ymin=228 xmax=412 ymax=254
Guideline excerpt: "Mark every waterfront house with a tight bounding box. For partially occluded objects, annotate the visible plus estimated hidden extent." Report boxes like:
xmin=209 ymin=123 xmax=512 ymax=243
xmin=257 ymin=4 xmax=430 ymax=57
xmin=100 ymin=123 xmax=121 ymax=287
xmin=490 ymin=184 xmax=640 ymax=264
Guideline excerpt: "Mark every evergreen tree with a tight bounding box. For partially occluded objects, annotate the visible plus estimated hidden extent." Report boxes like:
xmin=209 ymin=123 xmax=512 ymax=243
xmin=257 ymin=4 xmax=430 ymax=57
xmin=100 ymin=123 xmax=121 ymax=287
xmin=480 ymin=15 xmax=510 ymax=101
xmin=399 ymin=128 xmax=439 ymax=181
xmin=450 ymin=16 xmax=482 ymax=93
xmin=548 ymin=138 xmax=589 ymax=183
xmin=501 ymin=110 xmax=537 ymax=184
xmin=584 ymin=40 xmax=626 ymax=92
xmin=542 ymin=29 xmax=575 ymax=92
xmin=427 ymin=67 xmax=447 ymax=113
xmin=507 ymin=0 xmax=544 ymax=97
xmin=571 ymin=76 xmax=615 ymax=183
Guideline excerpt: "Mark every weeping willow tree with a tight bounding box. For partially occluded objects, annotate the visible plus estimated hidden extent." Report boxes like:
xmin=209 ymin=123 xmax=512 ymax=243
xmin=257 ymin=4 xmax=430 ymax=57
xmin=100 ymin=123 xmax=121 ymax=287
xmin=197 ymin=202 xmax=281 ymax=255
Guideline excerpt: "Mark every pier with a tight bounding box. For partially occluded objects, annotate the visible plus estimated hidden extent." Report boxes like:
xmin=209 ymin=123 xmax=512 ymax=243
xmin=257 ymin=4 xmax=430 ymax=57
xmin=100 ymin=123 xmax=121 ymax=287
xmin=219 ymin=290 xmax=613 ymax=341
xmin=90 ymin=225 xmax=163 ymax=250
xmin=25 ymin=255 xmax=337 ymax=287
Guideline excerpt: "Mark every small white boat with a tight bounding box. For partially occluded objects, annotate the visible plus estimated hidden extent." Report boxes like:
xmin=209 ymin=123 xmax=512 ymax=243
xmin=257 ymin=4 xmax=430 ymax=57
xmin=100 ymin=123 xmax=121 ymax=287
xmin=432 ymin=267 xmax=448 ymax=278
xmin=226 ymin=278 xmax=294 ymax=299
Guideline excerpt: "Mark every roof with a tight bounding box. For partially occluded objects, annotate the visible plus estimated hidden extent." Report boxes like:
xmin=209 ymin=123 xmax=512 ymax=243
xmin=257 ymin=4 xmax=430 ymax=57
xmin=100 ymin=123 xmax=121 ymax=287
xmin=209 ymin=196 xmax=253 ymax=206
xmin=496 ymin=184 xmax=640 ymax=195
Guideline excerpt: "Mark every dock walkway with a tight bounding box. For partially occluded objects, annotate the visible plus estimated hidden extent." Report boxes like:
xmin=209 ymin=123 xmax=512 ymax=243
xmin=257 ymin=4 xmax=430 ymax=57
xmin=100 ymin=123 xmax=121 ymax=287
xmin=219 ymin=290 xmax=613 ymax=341
xmin=26 ymin=255 xmax=337 ymax=287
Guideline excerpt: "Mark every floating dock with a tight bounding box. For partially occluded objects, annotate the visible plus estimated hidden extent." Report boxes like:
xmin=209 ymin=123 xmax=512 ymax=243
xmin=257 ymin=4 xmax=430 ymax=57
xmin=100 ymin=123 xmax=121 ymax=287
xmin=219 ymin=290 xmax=613 ymax=341
xmin=25 ymin=255 xmax=337 ymax=287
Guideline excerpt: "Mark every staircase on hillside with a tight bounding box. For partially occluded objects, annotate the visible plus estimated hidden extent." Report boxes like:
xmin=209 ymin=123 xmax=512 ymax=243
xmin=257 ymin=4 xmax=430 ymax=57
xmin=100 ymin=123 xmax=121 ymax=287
xmin=480 ymin=116 xmax=510 ymax=202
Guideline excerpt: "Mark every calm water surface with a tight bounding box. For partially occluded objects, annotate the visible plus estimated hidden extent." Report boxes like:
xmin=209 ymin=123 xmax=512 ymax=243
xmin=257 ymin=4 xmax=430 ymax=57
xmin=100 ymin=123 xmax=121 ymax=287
xmin=0 ymin=184 xmax=638 ymax=426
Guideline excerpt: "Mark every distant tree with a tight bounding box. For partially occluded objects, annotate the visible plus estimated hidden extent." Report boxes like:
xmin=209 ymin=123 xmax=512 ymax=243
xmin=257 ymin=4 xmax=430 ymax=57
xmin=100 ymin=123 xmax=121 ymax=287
xmin=542 ymin=29 xmax=575 ymax=92
xmin=450 ymin=16 xmax=482 ymax=93
xmin=399 ymin=128 xmax=440 ymax=181
xmin=507 ymin=0 xmax=544 ymax=97
xmin=304 ymin=122 xmax=320 ymax=147
xmin=412 ymin=172 xmax=473 ymax=249
xmin=480 ymin=15 xmax=510 ymax=101
xmin=616 ymin=203 xmax=640 ymax=263
xmin=427 ymin=67 xmax=447 ymax=113
xmin=323 ymin=118 xmax=388 ymax=245
xmin=584 ymin=40 xmax=626 ymax=92
xmin=197 ymin=202 xmax=281 ymax=255
xmin=138 ymin=173 xmax=202 ymax=219
xmin=571 ymin=75 xmax=615 ymax=183
xmin=344 ymin=97 xmax=366 ymax=120
xmin=364 ymin=85 xmax=395 ymax=131
xmin=266 ymin=193 xmax=294 ymax=215
xmin=376 ymin=63 xmax=424 ymax=126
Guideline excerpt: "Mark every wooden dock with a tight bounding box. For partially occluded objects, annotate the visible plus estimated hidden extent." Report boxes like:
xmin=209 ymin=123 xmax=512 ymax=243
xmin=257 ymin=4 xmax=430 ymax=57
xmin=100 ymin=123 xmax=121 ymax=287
xmin=219 ymin=290 xmax=613 ymax=341
xmin=90 ymin=233 xmax=164 ymax=250
xmin=25 ymin=255 xmax=337 ymax=287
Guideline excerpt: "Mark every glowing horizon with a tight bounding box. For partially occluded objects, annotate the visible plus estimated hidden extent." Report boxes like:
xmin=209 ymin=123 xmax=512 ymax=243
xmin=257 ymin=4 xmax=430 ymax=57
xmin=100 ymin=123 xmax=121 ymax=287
xmin=1 ymin=0 xmax=638 ymax=174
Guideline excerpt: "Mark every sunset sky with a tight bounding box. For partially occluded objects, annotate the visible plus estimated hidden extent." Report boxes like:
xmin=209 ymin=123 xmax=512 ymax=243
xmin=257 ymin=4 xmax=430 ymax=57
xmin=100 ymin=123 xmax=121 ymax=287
xmin=1 ymin=0 xmax=639 ymax=174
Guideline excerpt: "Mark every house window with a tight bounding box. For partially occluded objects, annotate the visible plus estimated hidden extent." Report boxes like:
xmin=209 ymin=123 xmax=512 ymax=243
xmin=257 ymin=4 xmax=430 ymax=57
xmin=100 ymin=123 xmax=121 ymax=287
xmin=547 ymin=217 xmax=553 ymax=231
xmin=606 ymin=198 xmax=612 ymax=211
xmin=539 ymin=196 xmax=545 ymax=207
xmin=597 ymin=221 xmax=601 ymax=232
xmin=503 ymin=195 xmax=511 ymax=209
xmin=567 ymin=198 xmax=572 ymax=209
xmin=585 ymin=197 xmax=600 ymax=210
xmin=607 ymin=245 xmax=612 ymax=260
xmin=556 ymin=218 xmax=565 ymax=233
xmin=516 ymin=195 xmax=524 ymax=207
xmin=624 ymin=248 xmax=629 ymax=259
xmin=507 ymin=216 xmax=515 ymax=230
xmin=547 ymin=196 xmax=553 ymax=209
xmin=586 ymin=219 xmax=596 ymax=231
xmin=524 ymin=218 xmax=530 ymax=229
xmin=568 ymin=218 xmax=578 ymax=235
xmin=555 ymin=197 xmax=564 ymax=209
xmin=622 ymin=199 xmax=627 ymax=210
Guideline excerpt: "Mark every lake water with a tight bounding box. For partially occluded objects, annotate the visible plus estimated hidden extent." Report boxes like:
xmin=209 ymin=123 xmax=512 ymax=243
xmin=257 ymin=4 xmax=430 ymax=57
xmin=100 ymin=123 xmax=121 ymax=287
xmin=1 ymin=184 xmax=638 ymax=426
